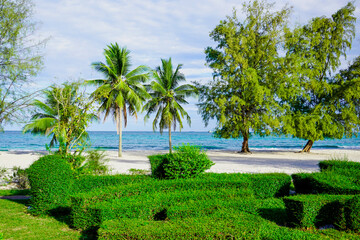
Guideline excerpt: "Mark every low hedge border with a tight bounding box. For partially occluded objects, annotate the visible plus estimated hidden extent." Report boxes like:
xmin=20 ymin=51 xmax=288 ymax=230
xmin=292 ymin=172 xmax=360 ymax=195
xmin=98 ymin=211 xmax=325 ymax=240
xmin=283 ymin=194 xmax=354 ymax=229
xmin=319 ymin=160 xmax=360 ymax=172
xmin=71 ymin=188 xmax=254 ymax=230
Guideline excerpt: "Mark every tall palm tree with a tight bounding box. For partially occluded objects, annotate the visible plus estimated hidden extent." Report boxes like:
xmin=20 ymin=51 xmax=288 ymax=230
xmin=143 ymin=58 xmax=197 ymax=153
xmin=89 ymin=43 xmax=150 ymax=157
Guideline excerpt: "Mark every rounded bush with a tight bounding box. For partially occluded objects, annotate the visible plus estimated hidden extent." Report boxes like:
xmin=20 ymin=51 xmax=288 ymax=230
xmin=163 ymin=145 xmax=214 ymax=179
xmin=27 ymin=154 xmax=74 ymax=215
xmin=345 ymin=195 xmax=360 ymax=232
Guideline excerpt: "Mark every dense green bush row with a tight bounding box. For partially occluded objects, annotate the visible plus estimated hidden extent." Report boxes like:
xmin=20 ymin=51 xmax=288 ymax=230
xmin=319 ymin=160 xmax=360 ymax=173
xmin=71 ymin=188 xmax=255 ymax=230
xmin=284 ymin=194 xmax=354 ymax=229
xmin=72 ymin=174 xmax=152 ymax=193
xmin=292 ymin=172 xmax=360 ymax=195
xmin=284 ymin=194 xmax=360 ymax=232
xmin=98 ymin=210 xmax=360 ymax=240
xmin=70 ymin=173 xmax=290 ymax=230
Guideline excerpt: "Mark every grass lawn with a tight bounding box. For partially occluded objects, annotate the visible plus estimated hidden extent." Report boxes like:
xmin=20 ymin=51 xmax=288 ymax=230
xmin=0 ymin=199 xmax=82 ymax=240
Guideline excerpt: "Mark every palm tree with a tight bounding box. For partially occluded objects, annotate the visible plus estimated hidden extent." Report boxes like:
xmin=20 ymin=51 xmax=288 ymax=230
xmin=143 ymin=58 xmax=197 ymax=153
xmin=23 ymin=82 xmax=97 ymax=153
xmin=89 ymin=43 xmax=150 ymax=157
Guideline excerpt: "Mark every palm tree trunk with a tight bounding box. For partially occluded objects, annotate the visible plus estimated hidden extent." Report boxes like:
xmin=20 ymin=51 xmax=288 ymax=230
xmin=169 ymin=121 xmax=172 ymax=154
xmin=118 ymin=108 xmax=122 ymax=157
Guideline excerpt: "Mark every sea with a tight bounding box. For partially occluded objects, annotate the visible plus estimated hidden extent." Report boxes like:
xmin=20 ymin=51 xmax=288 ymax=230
xmin=0 ymin=131 xmax=359 ymax=152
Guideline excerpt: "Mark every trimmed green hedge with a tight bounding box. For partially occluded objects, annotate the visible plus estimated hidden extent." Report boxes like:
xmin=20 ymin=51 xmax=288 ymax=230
xmin=27 ymin=155 xmax=74 ymax=215
xmin=284 ymin=194 xmax=354 ymax=229
xmin=319 ymin=160 xmax=360 ymax=172
xmin=345 ymin=195 xmax=360 ymax=232
xmin=71 ymin=188 xmax=255 ymax=230
xmin=70 ymin=178 xmax=251 ymax=229
xmin=98 ymin=211 xmax=323 ymax=240
xmin=292 ymin=172 xmax=360 ymax=195
xmin=73 ymin=174 xmax=152 ymax=193
xmin=198 ymin=173 xmax=291 ymax=199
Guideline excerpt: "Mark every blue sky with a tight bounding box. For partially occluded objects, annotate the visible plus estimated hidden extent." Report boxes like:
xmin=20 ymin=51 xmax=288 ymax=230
xmin=7 ymin=0 xmax=360 ymax=131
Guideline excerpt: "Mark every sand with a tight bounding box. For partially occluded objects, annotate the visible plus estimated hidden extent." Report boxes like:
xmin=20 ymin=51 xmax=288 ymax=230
xmin=0 ymin=149 xmax=359 ymax=175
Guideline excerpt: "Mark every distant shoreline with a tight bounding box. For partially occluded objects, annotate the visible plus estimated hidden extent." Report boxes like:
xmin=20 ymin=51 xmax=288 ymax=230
xmin=1 ymin=149 xmax=359 ymax=175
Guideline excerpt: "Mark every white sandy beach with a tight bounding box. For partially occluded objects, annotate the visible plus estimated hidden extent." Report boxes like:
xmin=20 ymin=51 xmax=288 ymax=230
xmin=0 ymin=149 xmax=359 ymax=175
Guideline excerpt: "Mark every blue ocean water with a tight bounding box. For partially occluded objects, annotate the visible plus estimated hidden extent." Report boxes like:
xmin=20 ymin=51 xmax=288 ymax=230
xmin=0 ymin=131 xmax=359 ymax=151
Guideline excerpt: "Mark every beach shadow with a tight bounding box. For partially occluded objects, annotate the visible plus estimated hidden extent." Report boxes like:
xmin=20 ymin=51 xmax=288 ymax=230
xmin=6 ymin=150 xmax=47 ymax=155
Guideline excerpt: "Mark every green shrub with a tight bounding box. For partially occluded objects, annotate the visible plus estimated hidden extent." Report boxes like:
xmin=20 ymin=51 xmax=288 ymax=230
xmin=148 ymin=154 xmax=169 ymax=179
xmin=73 ymin=174 xmax=152 ymax=193
xmin=70 ymin=178 xmax=251 ymax=229
xmin=197 ymin=173 xmax=291 ymax=198
xmin=72 ymin=188 xmax=254 ymax=230
xmin=283 ymin=194 xmax=353 ymax=229
xmin=292 ymin=172 xmax=360 ymax=195
xmin=98 ymin=211 xmax=320 ymax=240
xmin=319 ymin=159 xmax=360 ymax=172
xmin=60 ymin=154 xmax=86 ymax=171
xmin=247 ymin=173 xmax=291 ymax=199
xmin=345 ymin=195 xmax=360 ymax=232
xmin=77 ymin=150 xmax=110 ymax=175
xmin=27 ymin=154 xmax=74 ymax=215
xmin=148 ymin=144 xmax=214 ymax=179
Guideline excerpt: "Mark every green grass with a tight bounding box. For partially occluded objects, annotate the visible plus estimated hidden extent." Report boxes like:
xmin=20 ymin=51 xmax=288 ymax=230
xmin=0 ymin=189 xmax=30 ymax=196
xmin=0 ymin=199 xmax=82 ymax=240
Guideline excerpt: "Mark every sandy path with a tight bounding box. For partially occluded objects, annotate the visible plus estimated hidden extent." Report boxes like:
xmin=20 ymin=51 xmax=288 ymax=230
xmin=0 ymin=149 xmax=359 ymax=175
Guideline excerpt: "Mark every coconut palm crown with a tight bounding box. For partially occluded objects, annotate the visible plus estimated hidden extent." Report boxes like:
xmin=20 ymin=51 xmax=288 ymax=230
xmin=143 ymin=58 xmax=197 ymax=153
xmin=89 ymin=43 xmax=150 ymax=157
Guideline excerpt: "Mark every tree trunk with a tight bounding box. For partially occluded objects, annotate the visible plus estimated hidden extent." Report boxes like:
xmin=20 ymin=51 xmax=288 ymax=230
xmin=168 ymin=122 xmax=172 ymax=154
xmin=300 ymin=140 xmax=313 ymax=153
xmin=118 ymin=108 xmax=122 ymax=157
xmin=240 ymin=135 xmax=251 ymax=153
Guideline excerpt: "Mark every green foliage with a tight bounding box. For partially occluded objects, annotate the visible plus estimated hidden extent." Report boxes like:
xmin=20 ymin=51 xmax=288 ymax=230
xmin=73 ymin=188 xmax=254 ymax=230
xmin=0 ymin=189 xmax=30 ymax=196
xmin=198 ymin=0 xmax=291 ymax=152
xmin=60 ymin=154 xmax=86 ymax=171
xmin=149 ymin=145 xmax=214 ymax=179
xmin=319 ymin=159 xmax=360 ymax=173
xmin=128 ymin=168 xmax=150 ymax=175
xmin=292 ymin=172 xmax=360 ymax=195
xmin=148 ymin=154 xmax=169 ymax=179
xmin=281 ymin=3 xmax=357 ymax=151
xmin=143 ymin=58 xmax=197 ymax=153
xmin=246 ymin=173 xmax=291 ymax=199
xmin=284 ymin=194 xmax=354 ymax=229
xmin=23 ymin=82 xmax=98 ymax=154
xmin=98 ymin=211 xmax=323 ymax=240
xmin=0 ymin=0 xmax=46 ymax=131
xmin=72 ymin=174 xmax=151 ymax=193
xmin=77 ymin=150 xmax=110 ymax=175
xmin=27 ymin=154 xmax=74 ymax=215
xmin=89 ymin=43 xmax=150 ymax=157
xmin=345 ymin=195 xmax=360 ymax=232
xmin=70 ymin=173 xmax=290 ymax=230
